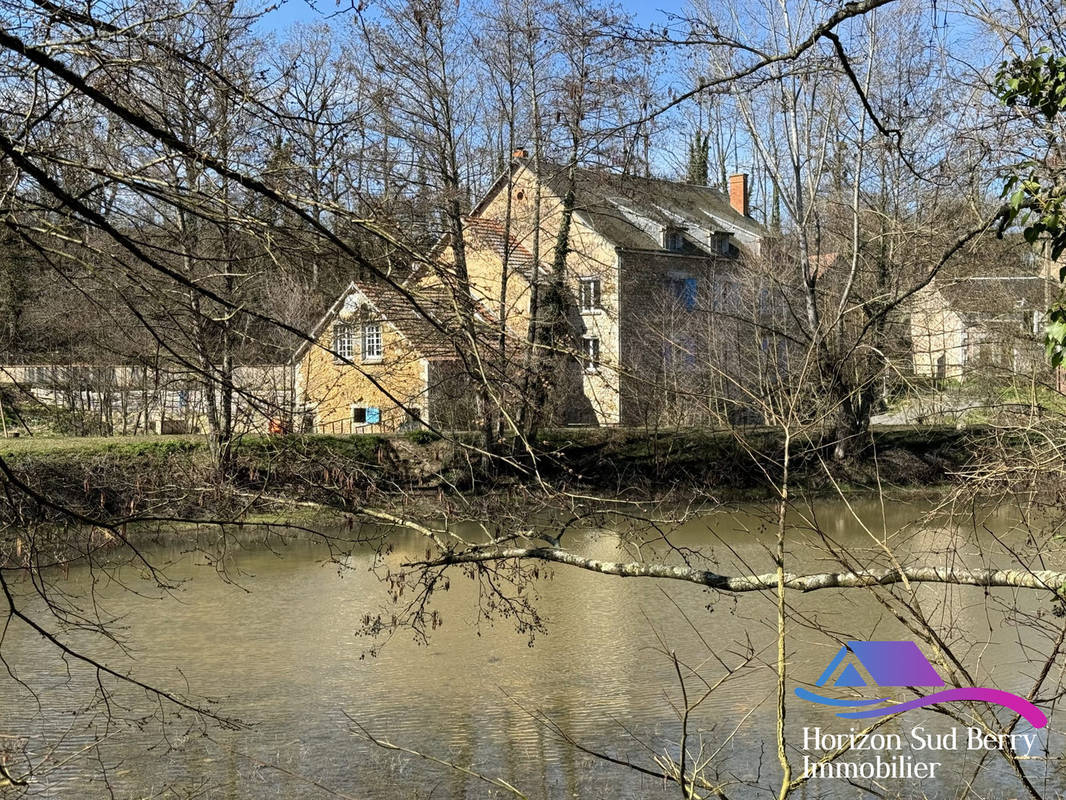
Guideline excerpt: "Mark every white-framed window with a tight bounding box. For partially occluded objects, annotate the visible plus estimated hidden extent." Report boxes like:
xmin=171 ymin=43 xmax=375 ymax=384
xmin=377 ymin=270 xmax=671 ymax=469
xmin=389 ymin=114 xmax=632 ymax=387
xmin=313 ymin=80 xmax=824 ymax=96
xmin=332 ymin=323 xmax=353 ymax=361
xmin=362 ymin=321 xmax=383 ymax=361
xmin=579 ymin=277 xmax=602 ymax=312
xmin=582 ymin=336 xmax=600 ymax=372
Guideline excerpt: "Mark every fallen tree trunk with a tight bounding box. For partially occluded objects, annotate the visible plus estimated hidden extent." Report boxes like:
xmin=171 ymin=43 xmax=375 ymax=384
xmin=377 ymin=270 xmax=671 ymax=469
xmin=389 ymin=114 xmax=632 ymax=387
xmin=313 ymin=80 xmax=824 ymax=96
xmin=407 ymin=547 xmax=1066 ymax=595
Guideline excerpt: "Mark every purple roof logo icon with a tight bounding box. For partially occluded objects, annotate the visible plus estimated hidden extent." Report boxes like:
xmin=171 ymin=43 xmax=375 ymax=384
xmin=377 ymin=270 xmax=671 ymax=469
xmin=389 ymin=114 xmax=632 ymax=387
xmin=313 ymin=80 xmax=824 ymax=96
xmin=795 ymin=640 xmax=1047 ymax=729
xmin=817 ymin=640 xmax=944 ymax=688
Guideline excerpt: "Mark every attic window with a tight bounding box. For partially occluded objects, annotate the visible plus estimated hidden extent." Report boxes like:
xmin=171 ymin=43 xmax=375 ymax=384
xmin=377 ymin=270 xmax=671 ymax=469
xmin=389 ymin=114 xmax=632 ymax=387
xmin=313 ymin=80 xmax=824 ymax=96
xmin=515 ymin=189 xmax=525 ymax=200
xmin=332 ymin=323 xmax=353 ymax=361
xmin=665 ymin=231 xmax=685 ymax=252
xmin=362 ymin=322 xmax=383 ymax=361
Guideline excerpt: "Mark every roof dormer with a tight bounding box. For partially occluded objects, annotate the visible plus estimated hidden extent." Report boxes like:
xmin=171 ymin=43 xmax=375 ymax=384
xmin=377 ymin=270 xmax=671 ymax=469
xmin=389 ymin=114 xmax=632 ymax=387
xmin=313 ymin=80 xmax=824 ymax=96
xmin=663 ymin=228 xmax=685 ymax=252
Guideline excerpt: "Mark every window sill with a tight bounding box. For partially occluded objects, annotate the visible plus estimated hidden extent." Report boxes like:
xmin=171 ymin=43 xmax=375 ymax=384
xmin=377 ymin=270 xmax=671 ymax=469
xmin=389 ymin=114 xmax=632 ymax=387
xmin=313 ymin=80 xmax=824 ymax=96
xmin=584 ymin=367 xmax=600 ymax=375
xmin=362 ymin=357 xmax=384 ymax=365
xmin=580 ymin=308 xmax=604 ymax=316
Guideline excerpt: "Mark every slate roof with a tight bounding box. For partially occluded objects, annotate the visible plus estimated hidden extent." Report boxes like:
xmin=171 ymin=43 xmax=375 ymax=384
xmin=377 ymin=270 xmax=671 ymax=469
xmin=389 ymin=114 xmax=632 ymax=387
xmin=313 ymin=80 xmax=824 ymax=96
xmin=514 ymin=157 xmax=766 ymax=253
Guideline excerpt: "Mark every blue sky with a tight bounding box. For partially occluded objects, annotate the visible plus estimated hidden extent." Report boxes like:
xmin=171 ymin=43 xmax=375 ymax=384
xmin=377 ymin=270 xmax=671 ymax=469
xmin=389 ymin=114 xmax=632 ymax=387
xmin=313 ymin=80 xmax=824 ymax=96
xmin=256 ymin=0 xmax=687 ymax=34
xmin=622 ymin=0 xmax=690 ymax=25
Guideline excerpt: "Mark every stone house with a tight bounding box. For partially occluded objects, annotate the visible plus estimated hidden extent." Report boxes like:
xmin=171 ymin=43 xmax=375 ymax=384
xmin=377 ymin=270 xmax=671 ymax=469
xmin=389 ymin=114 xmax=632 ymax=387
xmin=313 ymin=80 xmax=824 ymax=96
xmin=293 ymin=281 xmax=477 ymax=434
xmin=422 ymin=156 xmax=771 ymax=427
xmin=295 ymin=156 xmax=770 ymax=432
xmin=910 ymin=275 xmax=1052 ymax=382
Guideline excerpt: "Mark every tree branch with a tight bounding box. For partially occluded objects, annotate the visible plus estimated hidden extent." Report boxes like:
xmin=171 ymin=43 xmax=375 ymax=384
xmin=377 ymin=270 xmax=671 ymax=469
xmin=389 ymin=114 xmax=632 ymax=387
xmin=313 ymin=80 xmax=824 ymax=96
xmin=405 ymin=547 xmax=1066 ymax=594
xmin=627 ymin=0 xmax=897 ymax=129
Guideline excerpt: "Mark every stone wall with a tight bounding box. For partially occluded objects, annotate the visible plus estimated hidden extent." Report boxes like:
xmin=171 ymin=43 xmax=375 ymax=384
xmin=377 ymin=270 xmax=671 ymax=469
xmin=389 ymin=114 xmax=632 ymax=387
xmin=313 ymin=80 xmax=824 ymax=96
xmin=910 ymin=287 xmax=966 ymax=381
xmin=617 ymin=250 xmax=773 ymax=427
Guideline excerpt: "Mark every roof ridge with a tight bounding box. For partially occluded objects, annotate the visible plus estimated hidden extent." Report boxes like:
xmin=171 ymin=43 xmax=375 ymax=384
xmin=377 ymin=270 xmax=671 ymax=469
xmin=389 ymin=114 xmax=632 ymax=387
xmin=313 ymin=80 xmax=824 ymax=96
xmin=519 ymin=155 xmax=731 ymax=192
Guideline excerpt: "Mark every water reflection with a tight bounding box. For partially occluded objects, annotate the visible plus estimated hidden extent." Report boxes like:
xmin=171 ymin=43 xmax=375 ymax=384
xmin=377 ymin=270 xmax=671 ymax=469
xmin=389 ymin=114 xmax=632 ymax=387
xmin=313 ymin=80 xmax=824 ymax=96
xmin=1 ymin=497 xmax=1063 ymax=798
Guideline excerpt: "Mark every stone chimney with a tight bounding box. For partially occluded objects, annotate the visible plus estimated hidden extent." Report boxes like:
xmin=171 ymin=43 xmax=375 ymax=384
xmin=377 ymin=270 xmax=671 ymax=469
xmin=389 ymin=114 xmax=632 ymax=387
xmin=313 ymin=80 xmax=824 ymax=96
xmin=729 ymin=173 xmax=749 ymax=217
xmin=512 ymin=148 xmax=529 ymax=159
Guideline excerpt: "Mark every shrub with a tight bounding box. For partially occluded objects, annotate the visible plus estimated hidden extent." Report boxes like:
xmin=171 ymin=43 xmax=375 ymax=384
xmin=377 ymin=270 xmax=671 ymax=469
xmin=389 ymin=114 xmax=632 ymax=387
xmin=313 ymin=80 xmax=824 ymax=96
xmin=404 ymin=429 xmax=440 ymax=445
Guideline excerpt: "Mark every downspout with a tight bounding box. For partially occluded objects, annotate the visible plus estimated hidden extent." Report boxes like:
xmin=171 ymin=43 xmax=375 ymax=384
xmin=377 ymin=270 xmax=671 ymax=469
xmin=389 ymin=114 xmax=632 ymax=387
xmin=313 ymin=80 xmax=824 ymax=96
xmin=615 ymin=248 xmax=623 ymax=426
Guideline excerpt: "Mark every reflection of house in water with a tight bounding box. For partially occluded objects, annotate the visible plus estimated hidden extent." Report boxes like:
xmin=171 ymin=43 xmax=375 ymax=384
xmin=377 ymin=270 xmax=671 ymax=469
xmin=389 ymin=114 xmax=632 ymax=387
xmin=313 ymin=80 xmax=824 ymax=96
xmin=910 ymin=275 xmax=1052 ymax=382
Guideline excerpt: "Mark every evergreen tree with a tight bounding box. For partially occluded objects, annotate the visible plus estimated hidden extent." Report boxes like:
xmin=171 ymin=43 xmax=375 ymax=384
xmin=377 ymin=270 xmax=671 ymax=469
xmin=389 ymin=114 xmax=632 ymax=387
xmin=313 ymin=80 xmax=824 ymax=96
xmin=686 ymin=128 xmax=709 ymax=185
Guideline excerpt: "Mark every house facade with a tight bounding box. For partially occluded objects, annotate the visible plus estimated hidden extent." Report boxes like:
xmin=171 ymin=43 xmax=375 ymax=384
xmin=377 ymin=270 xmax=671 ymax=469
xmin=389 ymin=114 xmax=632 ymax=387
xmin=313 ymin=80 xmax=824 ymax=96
xmin=910 ymin=275 xmax=1052 ymax=382
xmin=293 ymin=282 xmax=475 ymax=434
xmin=423 ymin=156 xmax=770 ymax=427
xmin=295 ymin=157 xmax=770 ymax=432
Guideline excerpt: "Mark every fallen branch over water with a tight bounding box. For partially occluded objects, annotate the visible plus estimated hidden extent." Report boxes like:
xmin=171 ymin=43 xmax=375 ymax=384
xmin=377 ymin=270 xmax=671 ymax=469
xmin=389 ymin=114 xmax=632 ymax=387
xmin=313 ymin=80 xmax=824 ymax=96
xmin=405 ymin=547 xmax=1066 ymax=594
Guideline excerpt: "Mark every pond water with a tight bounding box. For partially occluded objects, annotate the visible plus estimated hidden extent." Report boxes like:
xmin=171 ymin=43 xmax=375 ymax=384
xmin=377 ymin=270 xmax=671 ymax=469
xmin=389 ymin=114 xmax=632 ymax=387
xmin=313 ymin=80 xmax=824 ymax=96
xmin=2 ymin=496 xmax=1064 ymax=799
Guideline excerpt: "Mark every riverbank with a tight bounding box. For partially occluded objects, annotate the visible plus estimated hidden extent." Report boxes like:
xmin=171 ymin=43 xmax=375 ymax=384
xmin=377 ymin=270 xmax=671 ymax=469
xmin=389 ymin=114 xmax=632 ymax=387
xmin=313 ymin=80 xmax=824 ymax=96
xmin=0 ymin=425 xmax=981 ymax=527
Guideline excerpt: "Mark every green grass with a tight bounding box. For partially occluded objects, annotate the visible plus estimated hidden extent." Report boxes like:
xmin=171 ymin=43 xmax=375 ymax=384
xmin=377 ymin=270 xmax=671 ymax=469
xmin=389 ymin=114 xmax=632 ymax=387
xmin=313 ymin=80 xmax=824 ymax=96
xmin=0 ymin=432 xmax=394 ymax=459
xmin=0 ymin=424 xmax=982 ymax=520
xmin=237 ymin=433 xmax=389 ymax=464
xmin=0 ymin=433 xmax=203 ymax=457
xmin=0 ymin=424 xmax=970 ymax=456
xmin=997 ymin=385 xmax=1066 ymax=415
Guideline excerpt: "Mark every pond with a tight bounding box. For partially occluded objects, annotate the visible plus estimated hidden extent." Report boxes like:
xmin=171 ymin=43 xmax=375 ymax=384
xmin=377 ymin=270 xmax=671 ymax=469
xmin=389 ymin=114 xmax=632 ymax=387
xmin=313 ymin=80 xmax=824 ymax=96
xmin=1 ymin=496 xmax=1063 ymax=799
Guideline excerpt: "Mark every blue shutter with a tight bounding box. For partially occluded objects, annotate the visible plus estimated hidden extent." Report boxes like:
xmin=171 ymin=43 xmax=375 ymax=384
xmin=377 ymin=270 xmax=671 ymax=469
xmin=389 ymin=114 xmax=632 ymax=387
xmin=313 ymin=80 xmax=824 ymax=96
xmin=365 ymin=407 xmax=380 ymax=424
xmin=683 ymin=278 xmax=698 ymax=311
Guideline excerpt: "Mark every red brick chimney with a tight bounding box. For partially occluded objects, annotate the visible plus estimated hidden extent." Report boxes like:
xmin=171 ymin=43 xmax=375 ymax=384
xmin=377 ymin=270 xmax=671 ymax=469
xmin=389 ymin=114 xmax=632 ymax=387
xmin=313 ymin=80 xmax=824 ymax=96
xmin=512 ymin=148 xmax=529 ymax=159
xmin=729 ymin=173 xmax=749 ymax=217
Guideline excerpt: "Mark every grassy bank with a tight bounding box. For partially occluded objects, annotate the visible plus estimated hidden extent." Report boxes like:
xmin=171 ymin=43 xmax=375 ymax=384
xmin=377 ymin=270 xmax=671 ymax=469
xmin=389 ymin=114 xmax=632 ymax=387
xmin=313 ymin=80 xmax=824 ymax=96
xmin=533 ymin=425 xmax=976 ymax=493
xmin=0 ymin=432 xmax=419 ymax=521
xmin=0 ymin=424 xmax=983 ymax=528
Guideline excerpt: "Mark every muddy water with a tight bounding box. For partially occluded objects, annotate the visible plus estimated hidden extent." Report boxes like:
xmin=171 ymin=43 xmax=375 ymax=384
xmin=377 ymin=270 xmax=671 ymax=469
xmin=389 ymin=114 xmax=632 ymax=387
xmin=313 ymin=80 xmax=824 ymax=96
xmin=1 ymin=496 xmax=1063 ymax=798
